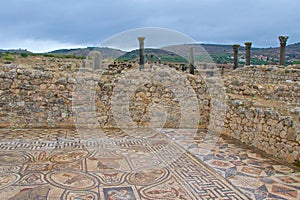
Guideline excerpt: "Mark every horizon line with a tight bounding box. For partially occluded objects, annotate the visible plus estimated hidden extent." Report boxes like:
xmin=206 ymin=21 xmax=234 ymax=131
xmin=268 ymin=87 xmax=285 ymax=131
xmin=1 ymin=41 xmax=299 ymax=54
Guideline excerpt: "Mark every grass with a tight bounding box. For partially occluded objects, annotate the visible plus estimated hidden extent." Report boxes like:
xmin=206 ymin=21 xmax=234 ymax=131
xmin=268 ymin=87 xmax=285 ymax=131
xmin=33 ymin=53 xmax=85 ymax=60
xmin=4 ymin=55 xmax=15 ymax=61
xmin=1 ymin=52 xmax=86 ymax=60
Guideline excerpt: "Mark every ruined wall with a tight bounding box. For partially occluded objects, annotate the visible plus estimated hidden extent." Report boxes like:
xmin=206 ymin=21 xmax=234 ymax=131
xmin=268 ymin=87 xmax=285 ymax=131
xmin=220 ymin=65 xmax=300 ymax=163
xmin=0 ymin=64 xmax=76 ymax=128
xmin=233 ymin=65 xmax=300 ymax=83
xmin=0 ymin=60 xmax=210 ymax=129
xmin=222 ymin=96 xmax=299 ymax=163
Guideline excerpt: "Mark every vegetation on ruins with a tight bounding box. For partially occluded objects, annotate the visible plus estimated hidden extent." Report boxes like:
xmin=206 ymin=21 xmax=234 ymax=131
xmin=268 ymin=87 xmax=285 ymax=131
xmin=4 ymin=54 xmax=15 ymax=61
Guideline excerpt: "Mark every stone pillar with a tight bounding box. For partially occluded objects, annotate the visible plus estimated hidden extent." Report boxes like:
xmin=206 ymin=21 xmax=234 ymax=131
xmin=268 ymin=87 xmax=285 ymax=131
xmin=92 ymin=51 xmax=101 ymax=70
xmin=82 ymin=60 xmax=86 ymax=68
xmin=158 ymin=57 xmax=161 ymax=65
xmin=221 ymin=66 xmax=225 ymax=76
xmin=279 ymin=36 xmax=289 ymax=66
xmin=232 ymin=44 xmax=240 ymax=69
xmin=244 ymin=42 xmax=252 ymax=66
xmin=138 ymin=37 xmax=145 ymax=70
xmin=189 ymin=47 xmax=195 ymax=75
xmin=150 ymin=54 xmax=154 ymax=68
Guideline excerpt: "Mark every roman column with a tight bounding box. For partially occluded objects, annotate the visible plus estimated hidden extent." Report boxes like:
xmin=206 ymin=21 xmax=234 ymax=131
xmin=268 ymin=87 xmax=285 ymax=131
xmin=158 ymin=57 xmax=161 ymax=65
xmin=232 ymin=44 xmax=240 ymax=69
xmin=279 ymin=36 xmax=289 ymax=66
xmin=244 ymin=42 xmax=252 ymax=66
xmin=189 ymin=47 xmax=195 ymax=75
xmin=138 ymin=37 xmax=145 ymax=70
xmin=150 ymin=54 xmax=154 ymax=68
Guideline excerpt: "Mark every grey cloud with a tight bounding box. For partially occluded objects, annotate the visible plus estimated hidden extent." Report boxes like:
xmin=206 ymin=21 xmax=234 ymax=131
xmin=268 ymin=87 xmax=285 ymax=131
xmin=0 ymin=0 xmax=299 ymax=52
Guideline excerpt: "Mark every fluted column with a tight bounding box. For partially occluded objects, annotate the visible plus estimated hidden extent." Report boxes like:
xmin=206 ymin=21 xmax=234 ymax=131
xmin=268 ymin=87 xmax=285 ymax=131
xmin=244 ymin=42 xmax=252 ymax=66
xmin=138 ymin=37 xmax=145 ymax=70
xmin=279 ymin=36 xmax=289 ymax=66
xmin=232 ymin=44 xmax=240 ymax=69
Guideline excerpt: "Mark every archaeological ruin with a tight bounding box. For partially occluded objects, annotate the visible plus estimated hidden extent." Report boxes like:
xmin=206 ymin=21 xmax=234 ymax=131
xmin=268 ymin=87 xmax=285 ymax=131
xmin=0 ymin=35 xmax=299 ymax=200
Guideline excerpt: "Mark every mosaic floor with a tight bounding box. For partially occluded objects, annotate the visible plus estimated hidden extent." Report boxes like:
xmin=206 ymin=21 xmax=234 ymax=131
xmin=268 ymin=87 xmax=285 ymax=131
xmin=164 ymin=129 xmax=300 ymax=200
xmin=0 ymin=128 xmax=298 ymax=200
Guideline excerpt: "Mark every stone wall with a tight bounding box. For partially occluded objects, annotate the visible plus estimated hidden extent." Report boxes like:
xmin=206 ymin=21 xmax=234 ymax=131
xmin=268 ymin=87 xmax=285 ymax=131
xmin=220 ymin=65 xmax=300 ymax=163
xmin=0 ymin=59 xmax=211 ymax=130
xmin=225 ymin=78 xmax=300 ymax=106
xmin=231 ymin=65 xmax=300 ymax=83
xmin=0 ymin=63 xmax=76 ymax=128
xmin=225 ymin=66 xmax=300 ymax=106
xmin=221 ymin=95 xmax=299 ymax=163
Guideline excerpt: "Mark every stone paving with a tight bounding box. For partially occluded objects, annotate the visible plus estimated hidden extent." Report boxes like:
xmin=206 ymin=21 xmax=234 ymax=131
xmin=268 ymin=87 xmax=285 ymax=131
xmin=164 ymin=129 xmax=300 ymax=200
xmin=0 ymin=128 xmax=299 ymax=200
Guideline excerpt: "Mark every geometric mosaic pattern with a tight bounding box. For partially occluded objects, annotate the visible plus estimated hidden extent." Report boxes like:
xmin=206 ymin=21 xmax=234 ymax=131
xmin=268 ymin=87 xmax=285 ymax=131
xmin=0 ymin=128 xmax=299 ymax=199
xmin=164 ymin=129 xmax=300 ymax=200
xmin=0 ymin=128 xmax=250 ymax=200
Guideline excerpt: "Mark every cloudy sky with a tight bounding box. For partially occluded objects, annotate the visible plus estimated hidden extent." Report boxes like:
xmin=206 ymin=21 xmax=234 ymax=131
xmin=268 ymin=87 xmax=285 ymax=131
xmin=1 ymin=0 xmax=299 ymax=52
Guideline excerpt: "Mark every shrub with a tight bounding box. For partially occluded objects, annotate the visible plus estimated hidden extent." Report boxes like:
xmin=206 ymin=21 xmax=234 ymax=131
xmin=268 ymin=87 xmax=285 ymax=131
xmin=20 ymin=53 xmax=28 ymax=58
xmin=4 ymin=55 xmax=14 ymax=61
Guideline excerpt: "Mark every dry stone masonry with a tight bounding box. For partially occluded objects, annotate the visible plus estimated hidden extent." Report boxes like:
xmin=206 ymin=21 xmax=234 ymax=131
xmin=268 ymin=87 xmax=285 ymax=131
xmin=0 ymin=57 xmax=211 ymax=129
xmin=220 ymin=65 xmax=300 ymax=163
xmin=0 ymin=55 xmax=299 ymax=164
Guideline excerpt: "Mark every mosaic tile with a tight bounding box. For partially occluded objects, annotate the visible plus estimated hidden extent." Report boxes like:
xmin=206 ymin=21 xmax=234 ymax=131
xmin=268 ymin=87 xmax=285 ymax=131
xmin=0 ymin=128 xmax=298 ymax=199
xmin=164 ymin=129 xmax=300 ymax=200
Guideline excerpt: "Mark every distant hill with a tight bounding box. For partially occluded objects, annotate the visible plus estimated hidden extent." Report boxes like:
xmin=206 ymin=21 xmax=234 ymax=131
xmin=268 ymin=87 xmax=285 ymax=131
xmin=286 ymin=43 xmax=300 ymax=60
xmin=253 ymin=43 xmax=300 ymax=60
xmin=48 ymin=47 xmax=125 ymax=59
xmin=163 ymin=43 xmax=300 ymax=61
xmin=2 ymin=42 xmax=299 ymax=61
xmin=44 ymin=43 xmax=300 ymax=62
xmin=162 ymin=44 xmax=241 ymax=56
xmin=0 ymin=49 xmax=32 ymax=54
xmin=2 ymin=42 xmax=298 ymax=64
xmin=117 ymin=48 xmax=188 ymax=63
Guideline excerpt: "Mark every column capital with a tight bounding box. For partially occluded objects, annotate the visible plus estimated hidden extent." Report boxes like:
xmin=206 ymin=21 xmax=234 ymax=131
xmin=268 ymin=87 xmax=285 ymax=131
xmin=279 ymin=36 xmax=288 ymax=65
xmin=232 ymin=44 xmax=240 ymax=49
xmin=244 ymin=42 xmax=252 ymax=46
xmin=279 ymin=36 xmax=289 ymax=44
xmin=138 ymin=36 xmax=145 ymax=42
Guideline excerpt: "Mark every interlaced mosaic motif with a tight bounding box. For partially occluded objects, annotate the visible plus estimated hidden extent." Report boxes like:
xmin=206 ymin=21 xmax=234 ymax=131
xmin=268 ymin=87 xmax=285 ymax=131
xmin=0 ymin=129 xmax=299 ymax=199
xmin=164 ymin=129 xmax=300 ymax=200
xmin=0 ymin=129 xmax=251 ymax=200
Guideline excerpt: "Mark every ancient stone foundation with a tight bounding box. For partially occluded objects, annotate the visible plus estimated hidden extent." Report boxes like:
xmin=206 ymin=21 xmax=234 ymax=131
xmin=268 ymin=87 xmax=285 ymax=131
xmin=220 ymin=65 xmax=300 ymax=163
xmin=0 ymin=57 xmax=299 ymax=163
xmin=0 ymin=58 xmax=210 ymax=129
